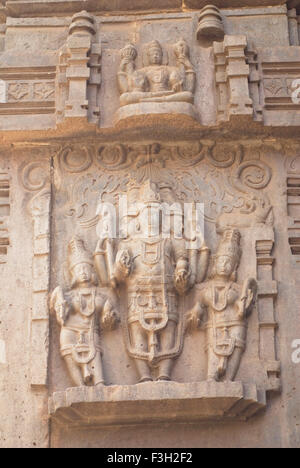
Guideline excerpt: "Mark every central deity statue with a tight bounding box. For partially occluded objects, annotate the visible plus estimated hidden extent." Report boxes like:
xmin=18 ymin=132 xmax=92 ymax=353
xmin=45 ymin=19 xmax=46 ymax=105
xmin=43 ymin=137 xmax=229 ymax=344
xmin=117 ymin=39 xmax=196 ymax=108
xmin=95 ymin=180 xmax=209 ymax=383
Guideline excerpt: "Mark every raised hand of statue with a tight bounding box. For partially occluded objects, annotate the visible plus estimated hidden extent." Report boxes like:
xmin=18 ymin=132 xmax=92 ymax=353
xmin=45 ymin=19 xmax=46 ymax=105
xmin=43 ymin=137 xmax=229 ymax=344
xmin=175 ymin=258 xmax=191 ymax=295
xmin=185 ymin=302 xmax=204 ymax=334
xmin=174 ymin=39 xmax=194 ymax=71
xmin=119 ymin=44 xmax=137 ymax=74
xmin=118 ymin=249 xmax=132 ymax=274
xmin=101 ymin=300 xmax=119 ymax=332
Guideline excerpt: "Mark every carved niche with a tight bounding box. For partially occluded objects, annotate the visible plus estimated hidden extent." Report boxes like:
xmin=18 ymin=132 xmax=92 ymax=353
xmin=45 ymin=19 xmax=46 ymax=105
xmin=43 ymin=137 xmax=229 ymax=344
xmin=49 ymin=140 xmax=280 ymax=426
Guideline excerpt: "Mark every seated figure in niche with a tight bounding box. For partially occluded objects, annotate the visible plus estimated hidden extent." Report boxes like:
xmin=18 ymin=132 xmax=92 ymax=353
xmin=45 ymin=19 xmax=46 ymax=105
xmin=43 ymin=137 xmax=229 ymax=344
xmin=117 ymin=39 xmax=196 ymax=107
xmin=51 ymin=236 xmax=119 ymax=387
xmin=186 ymin=229 xmax=257 ymax=382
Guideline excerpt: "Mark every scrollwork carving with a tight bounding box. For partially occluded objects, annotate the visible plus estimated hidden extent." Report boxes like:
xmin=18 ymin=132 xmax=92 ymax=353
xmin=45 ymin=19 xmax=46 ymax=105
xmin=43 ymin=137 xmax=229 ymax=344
xmin=59 ymin=146 xmax=93 ymax=173
xmin=56 ymin=140 xmax=274 ymax=231
xmin=232 ymin=160 xmax=272 ymax=192
xmin=96 ymin=144 xmax=128 ymax=171
xmin=175 ymin=142 xmax=206 ymax=167
xmin=21 ymin=161 xmax=50 ymax=192
xmin=207 ymin=143 xmax=243 ymax=168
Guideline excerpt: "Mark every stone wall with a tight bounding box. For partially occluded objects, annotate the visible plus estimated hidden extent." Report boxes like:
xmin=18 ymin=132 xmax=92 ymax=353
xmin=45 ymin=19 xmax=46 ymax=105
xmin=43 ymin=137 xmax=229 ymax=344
xmin=0 ymin=0 xmax=300 ymax=448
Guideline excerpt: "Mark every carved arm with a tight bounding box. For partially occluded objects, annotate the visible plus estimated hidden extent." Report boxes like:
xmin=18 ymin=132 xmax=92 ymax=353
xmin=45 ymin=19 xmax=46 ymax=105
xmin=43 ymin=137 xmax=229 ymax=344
xmin=101 ymin=299 xmax=119 ymax=332
xmin=185 ymin=301 xmax=206 ymax=334
xmin=50 ymin=286 xmax=70 ymax=327
xmin=174 ymin=256 xmax=191 ymax=295
xmin=113 ymin=248 xmax=132 ymax=283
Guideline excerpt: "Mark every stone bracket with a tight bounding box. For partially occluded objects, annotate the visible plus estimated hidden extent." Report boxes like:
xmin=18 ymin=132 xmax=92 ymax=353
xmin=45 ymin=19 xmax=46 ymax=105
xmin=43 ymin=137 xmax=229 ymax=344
xmin=49 ymin=381 xmax=267 ymax=427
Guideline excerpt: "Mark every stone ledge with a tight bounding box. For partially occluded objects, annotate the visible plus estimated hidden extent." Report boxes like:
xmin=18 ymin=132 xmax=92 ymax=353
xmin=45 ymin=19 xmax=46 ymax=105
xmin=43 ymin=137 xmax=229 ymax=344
xmin=3 ymin=0 xmax=288 ymax=18
xmin=114 ymin=102 xmax=197 ymax=125
xmin=49 ymin=381 xmax=266 ymax=427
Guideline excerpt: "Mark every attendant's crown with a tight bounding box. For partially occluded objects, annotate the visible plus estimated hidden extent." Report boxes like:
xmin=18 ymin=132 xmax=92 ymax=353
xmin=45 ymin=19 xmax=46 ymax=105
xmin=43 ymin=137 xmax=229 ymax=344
xmin=68 ymin=236 xmax=93 ymax=270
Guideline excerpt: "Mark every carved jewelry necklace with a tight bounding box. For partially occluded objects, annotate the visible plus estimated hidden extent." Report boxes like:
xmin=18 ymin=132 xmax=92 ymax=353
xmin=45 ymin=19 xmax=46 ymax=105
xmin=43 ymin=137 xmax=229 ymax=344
xmin=77 ymin=289 xmax=96 ymax=318
xmin=211 ymin=282 xmax=233 ymax=312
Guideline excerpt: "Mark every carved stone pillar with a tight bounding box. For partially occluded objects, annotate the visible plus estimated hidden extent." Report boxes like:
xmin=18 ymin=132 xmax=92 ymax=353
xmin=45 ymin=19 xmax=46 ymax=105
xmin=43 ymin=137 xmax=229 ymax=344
xmin=0 ymin=168 xmax=9 ymax=264
xmin=29 ymin=189 xmax=51 ymax=388
xmin=213 ymin=40 xmax=228 ymax=122
xmin=224 ymin=35 xmax=253 ymax=118
xmin=214 ymin=35 xmax=254 ymax=122
xmin=255 ymin=227 xmax=280 ymax=393
xmin=288 ymin=8 xmax=299 ymax=46
xmin=56 ymin=11 xmax=101 ymax=125
xmin=246 ymin=46 xmax=263 ymax=122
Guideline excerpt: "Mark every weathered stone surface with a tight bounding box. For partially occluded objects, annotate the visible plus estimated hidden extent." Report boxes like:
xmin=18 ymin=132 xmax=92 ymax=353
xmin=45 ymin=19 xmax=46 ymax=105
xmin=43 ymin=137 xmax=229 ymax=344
xmin=50 ymin=381 xmax=266 ymax=426
xmin=1 ymin=0 xmax=300 ymax=450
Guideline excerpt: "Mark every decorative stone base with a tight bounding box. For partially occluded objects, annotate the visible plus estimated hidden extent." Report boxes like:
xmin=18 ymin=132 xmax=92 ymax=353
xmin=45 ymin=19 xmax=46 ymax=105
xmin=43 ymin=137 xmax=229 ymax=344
xmin=114 ymin=102 xmax=197 ymax=124
xmin=49 ymin=381 xmax=266 ymax=427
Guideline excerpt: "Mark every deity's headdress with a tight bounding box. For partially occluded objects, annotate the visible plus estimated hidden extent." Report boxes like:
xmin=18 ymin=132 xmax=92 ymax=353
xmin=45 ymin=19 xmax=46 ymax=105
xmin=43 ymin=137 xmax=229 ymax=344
xmin=210 ymin=229 xmax=242 ymax=279
xmin=147 ymin=40 xmax=163 ymax=55
xmin=140 ymin=180 xmax=161 ymax=208
xmin=215 ymin=229 xmax=241 ymax=264
xmin=68 ymin=236 xmax=94 ymax=271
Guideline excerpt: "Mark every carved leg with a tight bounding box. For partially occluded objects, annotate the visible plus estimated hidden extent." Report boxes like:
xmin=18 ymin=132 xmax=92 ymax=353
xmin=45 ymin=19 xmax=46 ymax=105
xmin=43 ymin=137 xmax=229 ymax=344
xmin=64 ymin=355 xmax=85 ymax=387
xmin=134 ymin=359 xmax=153 ymax=383
xmin=157 ymin=320 xmax=177 ymax=381
xmin=226 ymin=326 xmax=247 ymax=381
xmin=130 ymin=322 xmax=152 ymax=383
xmin=91 ymin=351 xmax=105 ymax=386
xmin=226 ymin=348 xmax=244 ymax=381
xmin=157 ymin=359 xmax=174 ymax=381
xmin=206 ymin=346 xmax=221 ymax=381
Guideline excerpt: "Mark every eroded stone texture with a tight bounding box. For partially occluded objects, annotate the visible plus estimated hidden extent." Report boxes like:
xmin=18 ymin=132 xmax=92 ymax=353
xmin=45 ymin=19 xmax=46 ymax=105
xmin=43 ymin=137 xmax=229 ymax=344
xmin=0 ymin=0 xmax=300 ymax=449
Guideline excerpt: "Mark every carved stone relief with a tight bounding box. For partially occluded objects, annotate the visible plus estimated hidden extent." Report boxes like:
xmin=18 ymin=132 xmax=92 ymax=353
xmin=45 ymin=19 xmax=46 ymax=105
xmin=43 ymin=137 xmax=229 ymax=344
xmin=115 ymin=39 xmax=196 ymax=122
xmin=0 ymin=164 xmax=9 ymax=264
xmin=213 ymin=35 xmax=254 ymax=122
xmin=187 ymin=229 xmax=257 ymax=382
xmin=50 ymin=236 xmax=119 ymax=387
xmin=56 ymin=141 xmax=273 ymax=233
xmin=0 ymin=69 xmax=56 ymax=116
xmin=20 ymin=150 xmax=53 ymax=387
xmin=48 ymin=139 xmax=280 ymax=418
xmin=56 ymin=11 xmax=101 ymax=125
xmin=285 ymin=146 xmax=300 ymax=266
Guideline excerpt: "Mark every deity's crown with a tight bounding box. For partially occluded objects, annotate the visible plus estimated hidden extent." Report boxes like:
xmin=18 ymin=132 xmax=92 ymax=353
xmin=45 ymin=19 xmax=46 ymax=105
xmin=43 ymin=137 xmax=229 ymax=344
xmin=68 ymin=236 xmax=93 ymax=270
xmin=216 ymin=229 xmax=241 ymax=263
xmin=140 ymin=180 xmax=161 ymax=206
xmin=147 ymin=40 xmax=163 ymax=53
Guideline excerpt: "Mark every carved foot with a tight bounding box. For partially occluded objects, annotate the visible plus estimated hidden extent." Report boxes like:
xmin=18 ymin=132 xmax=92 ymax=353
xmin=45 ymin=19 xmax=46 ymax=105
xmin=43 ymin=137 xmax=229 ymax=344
xmin=95 ymin=381 xmax=105 ymax=387
xmin=138 ymin=377 xmax=153 ymax=384
xmin=156 ymin=375 xmax=171 ymax=382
